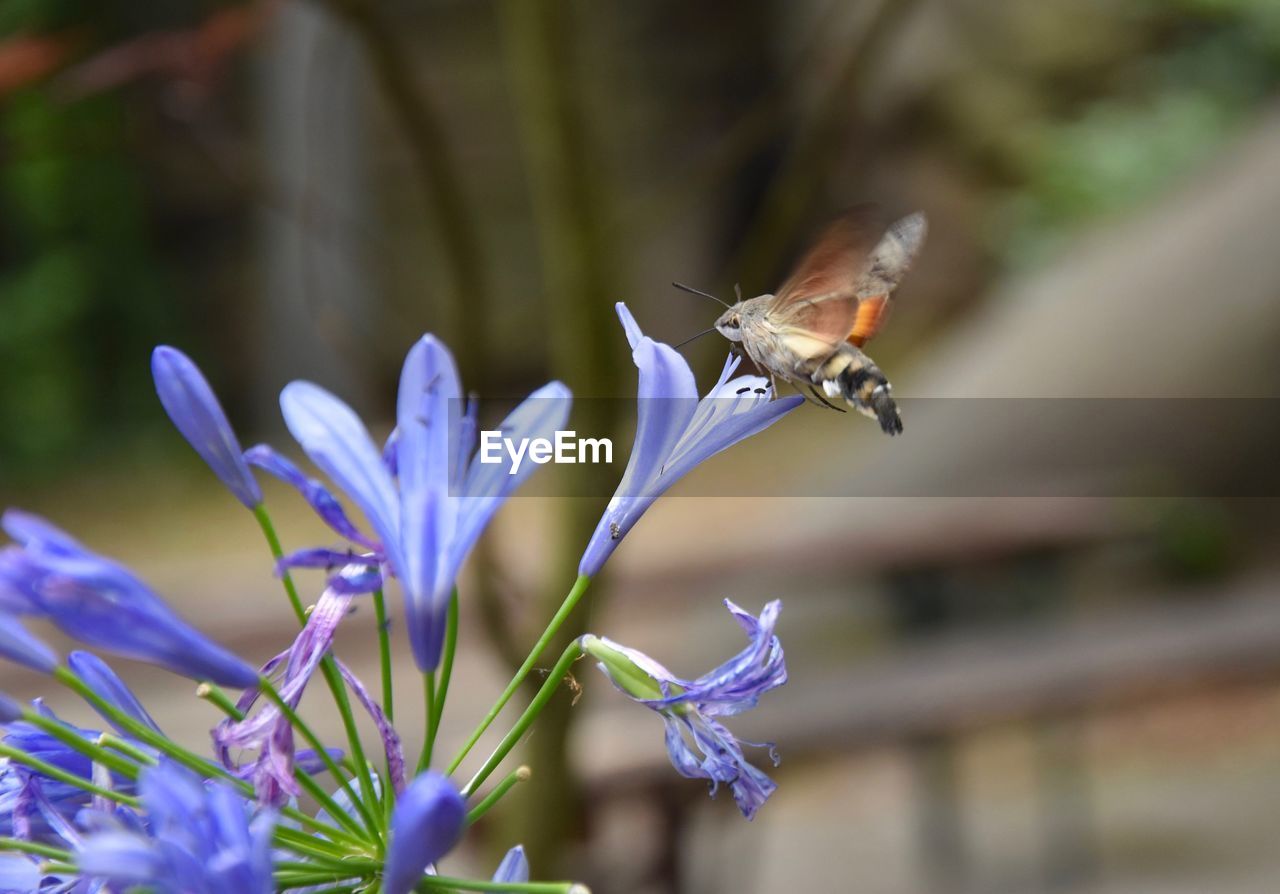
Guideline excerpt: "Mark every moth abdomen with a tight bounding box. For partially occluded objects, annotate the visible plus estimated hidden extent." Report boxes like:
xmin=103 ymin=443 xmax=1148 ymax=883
xmin=815 ymin=348 xmax=903 ymax=435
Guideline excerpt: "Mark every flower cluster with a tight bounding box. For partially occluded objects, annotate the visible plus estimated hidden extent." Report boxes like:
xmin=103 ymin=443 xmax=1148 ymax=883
xmin=0 ymin=304 xmax=797 ymax=892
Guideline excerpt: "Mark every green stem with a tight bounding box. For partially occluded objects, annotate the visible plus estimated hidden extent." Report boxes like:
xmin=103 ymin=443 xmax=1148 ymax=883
xmin=431 ymin=592 xmax=459 ymax=736
xmin=253 ymin=504 xmax=307 ymax=624
xmin=39 ymin=861 xmax=77 ymax=876
xmin=275 ymin=826 xmax=369 ymax=864
xmin=196 ymin=682 xmax=247 ymax=720
xmin=277 ymin=876 xmax=360 ymax=891
xmin=256 ymin=674 xmax=382 ymax=843
xmin=418 ymin=877 xmax=587 ymax=894
xmin=52 ymin=666 xmax=362 ymax=848
xmin=97 ymin=732 xmax=158 ymax=765
xmin=462 ymin=641 xmax=583 ymax=797
xmin=19 ymin=710 xmax=139 ymax=779
xmin=372 ymin=588 xmax=394 ymax=723
xmin=418 ymin=591 xmax=459 ymax=774
xmin=448 ymin=575 xmax=590 ymax=775
xmin=465 ymin=765 xmax=530 ymax=825
xmin=0 ymin=838 xmax=71 ymax=860
xmin=417 ymin=671 xmax=437 ymax=774
xmin=0 ymin=743 xmax=139 ymax=808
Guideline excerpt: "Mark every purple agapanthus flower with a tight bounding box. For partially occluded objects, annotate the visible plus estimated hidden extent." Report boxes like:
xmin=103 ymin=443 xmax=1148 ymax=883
xmin=152 ymin=346 xmax=262 ymax=510
xmin=382 ymin=770 xmax=465 ymax=894
xmin=578 ymin=304 xmax=802 ymax=577
xmin=582 ymin=599 xmax=787 ymax=819
xmin=0 ymin=512 xmax=257 ymax=689
xmin=1 ymin=700 xmax=137 ymax=843
xmin=270 ymin=334 xmax=571 ymax=670
xmin=77 ymin=761 xmax=275 ymax=894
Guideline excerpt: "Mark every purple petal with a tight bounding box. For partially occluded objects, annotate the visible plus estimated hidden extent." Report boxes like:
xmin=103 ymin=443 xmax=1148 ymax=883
xmin=383 ymin=772 xmax=465 ymax=894
xmin=243 ymin=445 xmax=376 ymax=547
xmin=3 ymin=513 xmax=257 ymax=689
xmin=661 ymin=393 xmax=802 ymax=489
xmin=0 ymin=692 xmax=22 ymax=723
xmin=66 ymin=652 xmax=163 ymax=735
xmin=492 ymin=845 xmax=529 ymax=883
xmin=419 ymin=382 xmax=572 ymax=663
xmin=152 ymin=346 xmax=262 ymax=509
xmin=337 ymin=659 xmax=405 ymax=794
xmin=396 ymin=337 xmax=461 ymax=672
xmin=280 ymin=382 xmax=405 ymax=580
xmin=0 ymin=855 xmax=40 ymax=891
xmin=0 ymin=614 xmax=57 ymax=674
xmin=615 ymin=301 xmax=644 ymax=350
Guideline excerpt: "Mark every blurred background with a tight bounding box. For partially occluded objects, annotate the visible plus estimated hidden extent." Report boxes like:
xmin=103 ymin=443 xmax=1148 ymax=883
xmin=3 ymin=0 xmax=1280 ymax=892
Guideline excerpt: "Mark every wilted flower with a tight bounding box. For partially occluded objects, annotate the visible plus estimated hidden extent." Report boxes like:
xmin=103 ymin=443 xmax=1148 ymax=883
xmin=579 ymin=304 xmax=801 ymax=577
xmin=0 ymin=511 xmax=258 ymax=688
xmin=382 ymin=770 xmax=466 ymax=894
xmin=583 ymin=599 xmax=787 ymax=819
xmin=215 ymin=578 xmax=401 ymax=804
xmin=152 ymin=346 xmax=262 ymax=509
xmin=274 ymin=334 xmax=571 ymax=669
xmin=77 ymin=761 xmax=275 ymax=894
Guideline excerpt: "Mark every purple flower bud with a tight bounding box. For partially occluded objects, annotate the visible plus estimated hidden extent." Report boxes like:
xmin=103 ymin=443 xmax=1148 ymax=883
xmin=492 ymin=845 xmax=529 ymax=883
xmin=67 ymin=651 xmax=163 ymax=735
xmin=1 ymin=511 xmax=258 ymax=689
xmin=0 ymin=615 xmax=57 ymax=674
xmin=0 ymin=692 xmax=22 ymax=723
xmin=152 ymin=346 xmax=262 ymax=509
xmin=383 ymin=771 xmax=466 ymax=894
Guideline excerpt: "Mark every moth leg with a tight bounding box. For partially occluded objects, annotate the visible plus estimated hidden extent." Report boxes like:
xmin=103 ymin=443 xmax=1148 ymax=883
xmin=807 ymin=385 xmax=847 ymax=412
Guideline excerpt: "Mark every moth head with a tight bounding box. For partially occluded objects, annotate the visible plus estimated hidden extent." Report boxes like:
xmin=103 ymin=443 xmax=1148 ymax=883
xmin=714 ymin=306 xmax=744 ymax=342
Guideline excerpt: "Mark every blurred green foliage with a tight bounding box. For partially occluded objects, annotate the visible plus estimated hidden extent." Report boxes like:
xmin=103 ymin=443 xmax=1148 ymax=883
xmin=1 ymin=88 xmax=175 ymax=477
xmin=998 ymin=0 xmax=1280 ymax=265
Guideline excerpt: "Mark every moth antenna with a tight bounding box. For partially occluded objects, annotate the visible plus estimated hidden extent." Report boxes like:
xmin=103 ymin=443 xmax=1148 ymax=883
xmin=671 ymin=281 xmax=732 ymax=309
xmin=672 ymin=327 xmax=718 ymax=351
xmin=734 ymin=283 xmax=742 ymax=301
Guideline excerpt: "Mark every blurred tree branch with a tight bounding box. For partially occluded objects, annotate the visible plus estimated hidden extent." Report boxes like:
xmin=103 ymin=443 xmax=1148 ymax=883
xmin=497 ymin=0 xmax=627 ymax=872
xmin=318 ymin=0 xmax=492 ymax=388
xmin=730 ymin=0 xmax=925 ymax=288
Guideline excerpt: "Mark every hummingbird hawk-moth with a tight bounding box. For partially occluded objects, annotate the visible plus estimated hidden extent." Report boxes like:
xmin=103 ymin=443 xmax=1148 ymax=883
xmin=712 ymin=207 xmax=926 ymax=435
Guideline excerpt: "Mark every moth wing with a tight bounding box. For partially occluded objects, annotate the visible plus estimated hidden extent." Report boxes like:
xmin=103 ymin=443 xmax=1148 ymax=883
xmin=846 ymin=211 xmax=927 ymax=347
xmin=768 ymin=206 xmax=882 ymax=345
xmin=769 ymin=209 xmax=927 ymax=354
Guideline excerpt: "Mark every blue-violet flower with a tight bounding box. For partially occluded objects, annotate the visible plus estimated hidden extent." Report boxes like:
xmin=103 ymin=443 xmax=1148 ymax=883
xmin=582 ymin=598 xmax=787 ymax=819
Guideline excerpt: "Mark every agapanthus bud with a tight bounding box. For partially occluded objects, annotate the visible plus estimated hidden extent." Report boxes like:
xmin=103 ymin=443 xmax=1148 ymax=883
xmin=67 ymin=651 xmax=162 ymax=735
xmin=492 ymin=845 xmax=530 ymax=883
xmin=383 ymin=771 xmax=466 ymax=894
xmin=0 ymin=692 xmax=22 ymax=723
xmin=0 ymin=615 xmax=57 ymax=674
xmin=1 ymin=511 xmax=258 ymax=689
xmin=152 ymin=346 xmax=262 ymax=509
